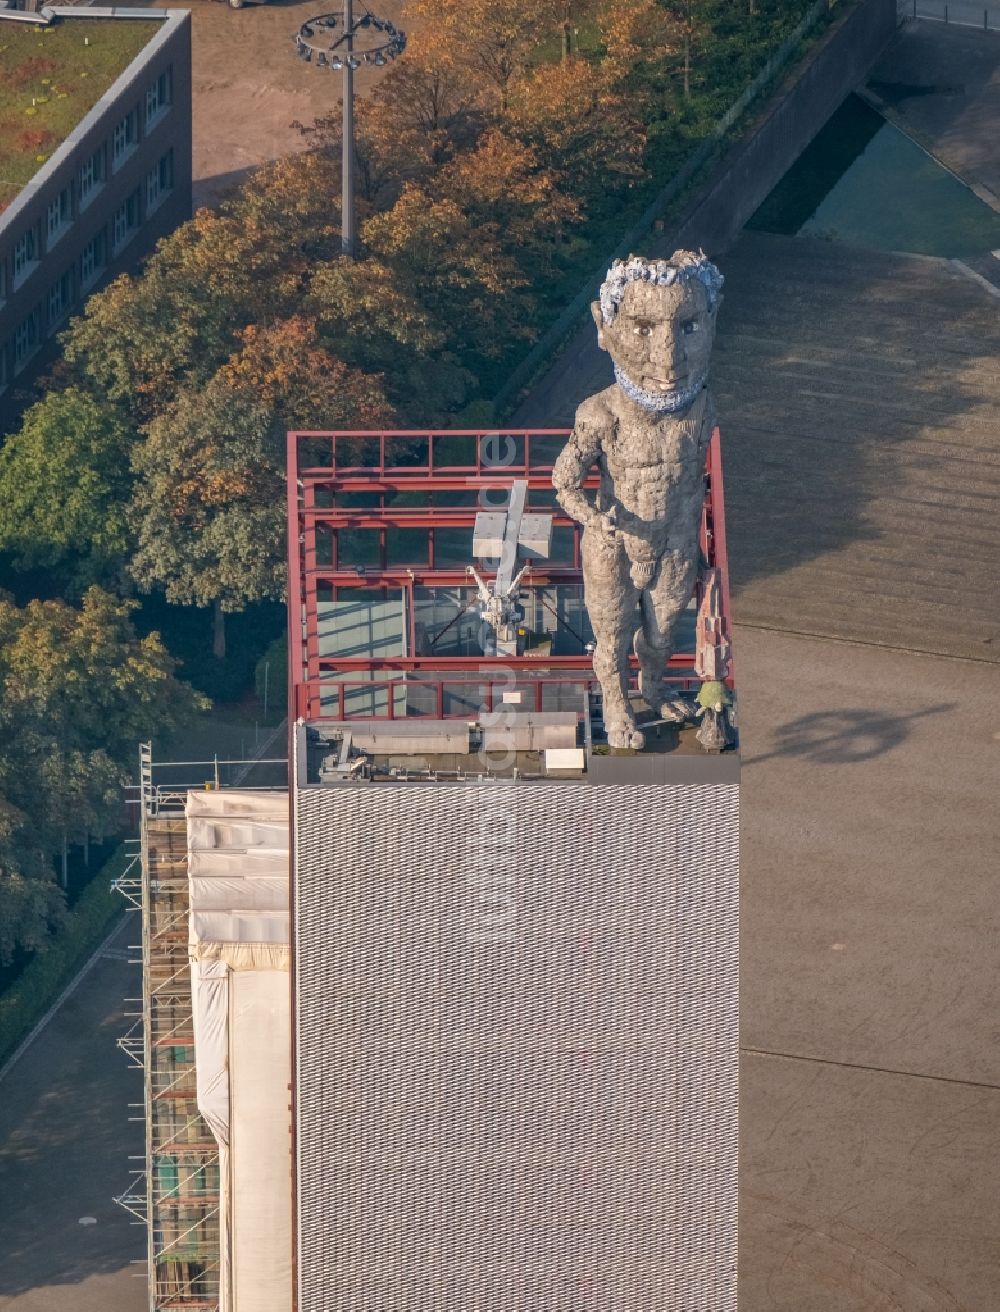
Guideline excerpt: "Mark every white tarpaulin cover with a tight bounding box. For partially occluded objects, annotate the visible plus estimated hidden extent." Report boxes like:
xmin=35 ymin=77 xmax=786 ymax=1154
xmin=187 ymin=790 xmax=291 ymax=1312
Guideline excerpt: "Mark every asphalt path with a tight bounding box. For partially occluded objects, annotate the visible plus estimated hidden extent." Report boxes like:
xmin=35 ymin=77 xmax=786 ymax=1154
xmin=0 ymin=917 xmax=144 ymax=1312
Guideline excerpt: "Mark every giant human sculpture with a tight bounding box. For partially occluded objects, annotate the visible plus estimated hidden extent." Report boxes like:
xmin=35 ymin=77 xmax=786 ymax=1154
xmin=552 ymin=250 xmax=724 ymax=750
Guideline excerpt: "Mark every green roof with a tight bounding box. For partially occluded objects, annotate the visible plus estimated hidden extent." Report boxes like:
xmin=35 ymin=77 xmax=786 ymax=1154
xmin=0 ymin=15 xmax=158 ymax=211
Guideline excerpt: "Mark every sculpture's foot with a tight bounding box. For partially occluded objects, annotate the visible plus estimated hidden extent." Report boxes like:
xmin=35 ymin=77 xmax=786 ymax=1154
xmin=696 ymin=708 xmax=731 ymax=753
xmin=606 ymin=723 xmax=646 ymax=751
xmin=657 ymin=695 xmax=698 ymax=724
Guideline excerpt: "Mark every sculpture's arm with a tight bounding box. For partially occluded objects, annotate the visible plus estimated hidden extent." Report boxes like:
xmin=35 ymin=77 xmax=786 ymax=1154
xmin=552 ymin=404 xmax=609 ymax=528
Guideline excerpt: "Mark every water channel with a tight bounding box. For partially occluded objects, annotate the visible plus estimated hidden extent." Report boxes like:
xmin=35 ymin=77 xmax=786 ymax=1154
xmin=747 ymin=91 xmax=1000 ymax=258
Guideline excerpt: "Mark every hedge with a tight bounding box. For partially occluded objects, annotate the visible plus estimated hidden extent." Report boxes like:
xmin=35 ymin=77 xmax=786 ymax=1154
xmin=0 ymin=845 xmax=129 ymax=1068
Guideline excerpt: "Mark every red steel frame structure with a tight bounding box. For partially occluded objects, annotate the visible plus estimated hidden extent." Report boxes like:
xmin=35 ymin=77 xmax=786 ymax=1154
xmin=286 ymin=429 xmax=734 ymax=724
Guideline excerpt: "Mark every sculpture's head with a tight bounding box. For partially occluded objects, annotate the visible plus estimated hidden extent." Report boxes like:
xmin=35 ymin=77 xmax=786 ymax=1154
xmin=592 ymin=251 xmax=724 ymax=411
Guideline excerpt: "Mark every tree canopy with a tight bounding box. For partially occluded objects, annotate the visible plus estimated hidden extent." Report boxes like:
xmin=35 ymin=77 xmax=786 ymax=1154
xmin=0 ymin=589 xmax=206 ymax=960
xmin=0 ymin=387 xmax=133 ymax=591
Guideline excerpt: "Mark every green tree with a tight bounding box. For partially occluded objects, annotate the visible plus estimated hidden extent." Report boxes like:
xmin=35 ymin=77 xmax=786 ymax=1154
xmin=0 ymin=387 xmax=134 ymax=591
xmin=505 ymin=58 xmax=647 ymax=206
xmin=128 ymin=317 xmax=394 ymax=657
xmin=0 ymin=588 xmax=206 ymax=960
xmin=59 ymin=158 xmax=342 ymax=424
xmin=304 ymin=257 xmax=475 ymax=422
xmin=362 ymin=185 xmax=537 ymax=368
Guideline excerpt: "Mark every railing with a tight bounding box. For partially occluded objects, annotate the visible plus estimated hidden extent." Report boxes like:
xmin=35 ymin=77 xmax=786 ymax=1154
xmin=904 ymin=0 xmax=1000 ymax=27
xmin=294 ymin=666 xmax=705 ymax=723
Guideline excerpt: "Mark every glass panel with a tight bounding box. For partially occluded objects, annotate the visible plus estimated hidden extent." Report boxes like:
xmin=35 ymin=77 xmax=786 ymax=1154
xmin=541 ymin=681 xmax=592 ymax=713
xmin=433 ymin=526 xmax=474 ymax=569
xmin=317 ymin=591 xmax=404 ymax=659
xmin=527 ymin=433 xmax=567 ymax=467
xmin=478 ymin=432 xmax=524 ymax=471
xmin=431 ymin=433 xmax=476 ymax=468
xmin=334 ymin=435 xmax=380 ymax=467
xmin=335 ymin=490 xmax=380 ymax=508
xmin=387 ymin=489 xmax=427 ymax=508
xmin=430 ymin=489 xmax=481 ymax=507
xmin=413 ymin=586 xmax=481 ymax=657
xmin=336 ymin=529 xmax=379 ymax=568
xmin=334 ymin=677 xmax=407 ymax=719
xmin=314 ymin=526 xmax=333 ymax=567
xmin=403 ymin=680 xmax=438 ymax=718
xmin=386 ymin=527 xmax=429 ymax=566
xmin=442 ymin=682 xmax=488 ymax=718
xmin=549 ymin=524 xmax=576 ymax=563
xmin=384 ymin=435 xmax=427 ymax=468
xmin=529 ymin=584 xmax=593 ymax=656
xmin=298 ymin=436 xmax=334 ymax=468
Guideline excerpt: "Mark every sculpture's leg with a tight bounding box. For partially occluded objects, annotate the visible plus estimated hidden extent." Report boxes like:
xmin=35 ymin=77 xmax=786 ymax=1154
xmin=582 ymin=528 xmax=644 ymax=750
xmin=636 ymin=546 xmax=699 ymax=718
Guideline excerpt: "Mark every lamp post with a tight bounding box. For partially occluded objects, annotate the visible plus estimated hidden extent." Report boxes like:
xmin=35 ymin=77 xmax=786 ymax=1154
xmin=295 ymin=6 xmax=406 ymax=259
xmin=342 ymin=0 xmax=355 ymax=256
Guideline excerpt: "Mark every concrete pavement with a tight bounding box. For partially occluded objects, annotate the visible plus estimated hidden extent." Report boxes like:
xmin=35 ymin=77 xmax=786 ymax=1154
xmin=0 ymin=917 xmax=143 ymax=1312
xmin=737 ymin=624 xmax=1000 ymax=1308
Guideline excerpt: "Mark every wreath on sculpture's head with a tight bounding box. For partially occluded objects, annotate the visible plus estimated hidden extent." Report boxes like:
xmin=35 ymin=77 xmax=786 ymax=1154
xmin=599 ymin=251 xmax=725 ymax=326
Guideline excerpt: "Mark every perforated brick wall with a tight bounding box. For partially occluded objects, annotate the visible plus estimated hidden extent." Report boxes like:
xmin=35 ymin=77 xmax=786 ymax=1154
xmin=294 ymin=782 xmax=739 ymax=1310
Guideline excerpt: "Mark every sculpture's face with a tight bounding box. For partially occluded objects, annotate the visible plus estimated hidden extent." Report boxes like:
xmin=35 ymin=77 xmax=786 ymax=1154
xmin=595 ymin=277 xmax=716 ymax=398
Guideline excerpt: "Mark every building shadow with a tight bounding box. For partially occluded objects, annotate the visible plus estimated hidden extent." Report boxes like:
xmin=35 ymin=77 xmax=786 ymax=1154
xmin=193 ymin=164 xmax=260 ymax=211
xmin=742 ymin=702 xmax=956 ymax=767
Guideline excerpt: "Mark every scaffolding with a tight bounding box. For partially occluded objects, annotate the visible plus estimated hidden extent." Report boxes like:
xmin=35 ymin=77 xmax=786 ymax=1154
xmin=116 ymin=743 xmax=288 ymax=1311
xmin=113 ymin=744 xmax=222 ymax=1310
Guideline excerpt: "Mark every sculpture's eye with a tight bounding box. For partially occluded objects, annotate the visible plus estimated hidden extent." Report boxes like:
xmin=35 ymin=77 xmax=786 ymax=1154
xmin=633 ymin=324 xmax=652 ymax=337
xmin=683 ymin=320 xmax=700 ymax=335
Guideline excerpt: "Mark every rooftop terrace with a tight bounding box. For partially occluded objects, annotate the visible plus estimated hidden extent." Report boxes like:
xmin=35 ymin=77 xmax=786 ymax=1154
xmin=0 ymin=13 xmax=157 ymax=210
xmin=287 ymin=429 xmax=738 ymax=783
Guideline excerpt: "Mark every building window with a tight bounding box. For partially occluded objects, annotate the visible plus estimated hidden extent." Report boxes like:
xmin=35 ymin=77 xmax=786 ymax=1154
xmin=146 ymin=149 xmax=174 ymax=215
xmin=111 ymin=107 xmax=139 ymax=170
xmin=47 ymin=268 xmax=74 ymax=333
xmin=80 ymin=230 xmax=107 ymax=290
xmin=0 ymin=260 xmax=6 ymax=306
xmin=0 ymin=345 xmax=7 ymax=396
xmin=111 ymin=190 xmax=140 ymax=254
xmin=80 ymin=146 xmax=105 ymax=208
xmin=145 ymin=67 xmax=172 ymax=127
xmin=13 ymin=309 xmax=40 ymax=374
xmin=47 ymin=186 xmax=72 ymax=247
xmin=13 ymin=227 xmax=39 ymax=289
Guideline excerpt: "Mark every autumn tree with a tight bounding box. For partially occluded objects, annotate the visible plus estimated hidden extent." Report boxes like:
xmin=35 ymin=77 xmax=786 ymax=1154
xmin=304 ymin=257 xmax=475 ymax=422
xmin=437 ymin=129 xmax=582 ymax=280
xmin=599 ymin=0 xmax=683 ymax=105
xmin=60 ymin=152 xmax=342 ymax=423
xmin=129 ymin=317 xmax=394 ymax=657
xmin=0 ymin=588 xmax=205 ymax=960
xmin=361 ymin=184 xmax=537 ymax=367
xmin=296 ymin=55 xmax=480 ymax=210
xmin=0 ymin=388 xmax=134 ymax=591
xmin=505 ymin=58 xmax=647 ymax=205
xmin=407 ymin=0 xmax=558 ymax=112
xmin=372 ymin=52 xmax=479 ymax=149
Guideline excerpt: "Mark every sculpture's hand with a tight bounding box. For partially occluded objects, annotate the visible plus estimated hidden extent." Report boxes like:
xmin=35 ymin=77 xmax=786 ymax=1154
xmin=595 ymin=510 xmax=619 ymax=538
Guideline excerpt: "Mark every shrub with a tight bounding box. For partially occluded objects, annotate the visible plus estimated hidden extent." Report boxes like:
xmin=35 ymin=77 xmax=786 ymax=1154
xmin=0 ymin=846 xmax=128 ymax=1068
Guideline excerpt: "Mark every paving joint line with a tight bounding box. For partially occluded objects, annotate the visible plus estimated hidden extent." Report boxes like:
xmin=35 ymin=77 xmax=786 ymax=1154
xmin=732 ymin=620 xmax=999 ymax=665
xmin=742 ymin=1044 xmax=1000 ymax=1092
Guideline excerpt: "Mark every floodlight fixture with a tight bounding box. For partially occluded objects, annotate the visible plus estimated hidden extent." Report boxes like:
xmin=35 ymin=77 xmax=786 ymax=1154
xmin=293 ymin=2 xmax=405 ymax=257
